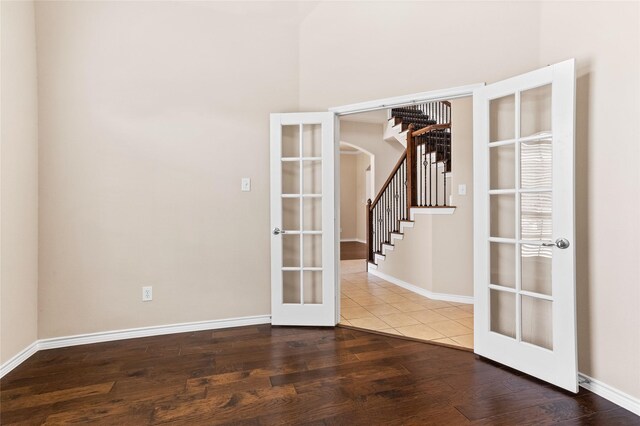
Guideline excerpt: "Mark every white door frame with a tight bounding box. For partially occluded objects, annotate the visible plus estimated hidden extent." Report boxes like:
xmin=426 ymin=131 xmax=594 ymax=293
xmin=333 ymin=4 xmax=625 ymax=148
xmin=329 ymin=83 xmax=485 ymax=324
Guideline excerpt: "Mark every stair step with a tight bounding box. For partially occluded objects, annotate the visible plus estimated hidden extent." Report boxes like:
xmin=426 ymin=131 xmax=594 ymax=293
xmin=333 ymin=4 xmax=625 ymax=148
xmin=374 ymin=252 xmax=385 ymax=262
xmin=400 ymin=220 xmax=414 ymax=230
xmin=391 ymin=107 xmax=425 ymax=115
xmin=390 ymin=232 xmax=404 ymax=241
xmin=382 ymin=243 xmax=394 ymax=254
xmin=367 ymin=261 xmax=378 ymax=270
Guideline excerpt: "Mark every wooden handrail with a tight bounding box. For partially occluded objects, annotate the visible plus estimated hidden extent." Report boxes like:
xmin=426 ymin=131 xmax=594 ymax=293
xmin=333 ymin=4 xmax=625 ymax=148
xmin=411 ymin=123 xmax=451 ymax=138
xmin=370 ymin=150 xmax=407 ymax=209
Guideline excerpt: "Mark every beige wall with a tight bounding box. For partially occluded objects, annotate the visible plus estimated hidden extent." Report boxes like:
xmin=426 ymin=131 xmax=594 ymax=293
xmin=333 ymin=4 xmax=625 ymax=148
xmin=339 ymin=120 xmax=404 ymax=196
xmin=340 ymin=152 xmax=369 ymax=242
xmin=301 ymin=1 xmax=640 ymax=399
xmin=377 ymin=98 xmax=474 ymax=298
xmin=35 ymin=1 xmax=300 ymax=338
xmin=0 ymin=0 xmax=39 ymax=364
xmin=339 ymin=154 xmax=357 ymax=241
xmin=538 ymin=1 xmax=640 ymax=399
xmin=355 ymin=153 xmax=370 ymax=242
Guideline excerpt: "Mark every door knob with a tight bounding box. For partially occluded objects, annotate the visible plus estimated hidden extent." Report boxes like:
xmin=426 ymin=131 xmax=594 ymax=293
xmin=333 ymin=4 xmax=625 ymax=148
xmin=273 ymin=227 xmax=285 ymax=235
xmin=541 ymin=238 xmax=570 ymax=249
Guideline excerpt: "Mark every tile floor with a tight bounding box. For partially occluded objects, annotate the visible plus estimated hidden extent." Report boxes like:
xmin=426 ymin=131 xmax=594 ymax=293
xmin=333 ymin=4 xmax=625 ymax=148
xmin=339 ymin=260 xmax=474 ymax=349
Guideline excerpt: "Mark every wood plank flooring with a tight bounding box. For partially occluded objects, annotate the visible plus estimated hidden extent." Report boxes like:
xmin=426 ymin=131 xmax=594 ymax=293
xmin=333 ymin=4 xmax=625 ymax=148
xmin=340 ymin=241 xmax=367 ymax=260
xmin=1 ymin=325 xmax=638 ymax=425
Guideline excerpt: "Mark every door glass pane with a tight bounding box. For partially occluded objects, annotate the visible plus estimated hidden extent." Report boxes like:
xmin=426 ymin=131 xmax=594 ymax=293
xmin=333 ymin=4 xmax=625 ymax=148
xmin=303 ymin=234 xmax=322 ymax=267
xmin=490 ymin=242 xmax=516 ymax=288
xmin=282 ymin=235 xmax=300 ymax=268
xmin=282 ymin=125 xmax=300 ymax=158
xmin=521 ymin=295 xmax=553 ymax=350
xmin=520 ymin=84 xmax=552 ymax=138
xmin=490 ymin=289 xmax=516 ymax=338
xmin=490 ymin=144 xmax=515 ymax=190
xmin=303 ymin=198 xmax=322 ymax=231
xmin=303 ymin=271 xmax=323 ymax=304
xmin=521 ymin=192 xmax=552 ymax=241
xmin=490 ymin=94 xmax=515 ymax=142
xmin=490 ymin=194 xmax=515 ymax=239
xmin=303 ymin=160 xmax=322 ymax=194
xmin=283 ymin=271 xmax=301 ymax=304
xmin=521 ymin=140 xmax=552 ymax=189
xmin=522 ymin=244 xmax=552 ymax=296
xmin=302 ymin=124 xmax=322 ymax=157
xmin=282 ymin=161 xmax=300 ymax=194
xmin=283 ymin=198 xmax=300 ymax=231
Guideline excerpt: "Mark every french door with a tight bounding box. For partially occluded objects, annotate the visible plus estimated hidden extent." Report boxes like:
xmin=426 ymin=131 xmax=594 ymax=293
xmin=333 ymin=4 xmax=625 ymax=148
xmin=473 ymin=59 xmax=578 ymax=391
xmin=270 ymin=112 xmax=338 ymax=326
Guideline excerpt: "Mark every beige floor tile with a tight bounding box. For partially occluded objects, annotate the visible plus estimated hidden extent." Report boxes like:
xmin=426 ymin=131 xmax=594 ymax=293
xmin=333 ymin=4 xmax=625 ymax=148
xmin=349 ymin=316 xmax=391 ymax=331
xmin=368 ymin=288 xmax=398 ymax=297
xmin=395 ymin=324 xmax=445 ymax=341
xmin=418 ymin=299 xmax=453 ymax=309
xmin=401 ymin=293 xmax=430 ymax=303
xmin=364 ymin=304 xmax=401 ymax=316
xmin=431 ymin=337 xmax=459 ymax=346
xmin=434 ymin=306 xmax=474 ymax=320
xmin=352 ymin=296 xmax=387 ymax=306
xmin=388 ymin=287 xmax=414 ymax=295
xmin=407 ymin=309 xmax=450 ymax=324
xmin=341 ymin=306 xmax=375 ymax=320
xmin=454 ymin=317 xmax=474 ymax=329
xmin=428 ymin=320 xmax=473 ymax=338
xmin=458 ymin=304 xmax=474 ymax=313
xmin=391 ymin=301 xmax=429 ymax=313
xmin=378 ymin=313 xmax=421 ymax=328
xmin=340 ymin=265 xmax=474 ymax=350
xmin=377 ymin=293 xmax=411 ymax=303
xmin=343 ymin=290 xmax=371 ymax=299
xmin=378 ymin=328 xmax=404 ymax=336
xmin=341 ymin=298 xmax=359 ymax=308
xmin=451 ymin=333 xmax=474 ymax=349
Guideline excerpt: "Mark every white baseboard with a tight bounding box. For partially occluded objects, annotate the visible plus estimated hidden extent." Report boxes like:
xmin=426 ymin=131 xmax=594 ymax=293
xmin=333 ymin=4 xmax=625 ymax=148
xmin=0 ymin=314 xmax=271 ymax=379
xmin=578 ymin=373 xmax=640 ymax=416
xmin=368 ymin=267 xmax=474 ymax=305
xmin=340 ymin=238 xmax=366 ymax=244
xmin=0 ymin=341 xmax=39 ymax=379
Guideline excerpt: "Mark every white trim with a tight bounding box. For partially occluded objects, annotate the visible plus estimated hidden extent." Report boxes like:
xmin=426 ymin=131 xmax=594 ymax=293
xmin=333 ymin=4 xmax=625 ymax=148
xmin=367 ymin=268 xmax=474 ymax=305
xmin=409 ymin=207 xmax=456 ymax=220
xmin=340 ymin=238 xmax=366 ymax=243
xmin=578 ymin=373 xmax=640 ymax=416
xmin=329 ymin=83 xmax=485 ymax=116
xmin=339 ymin=150 xmax=361 ymax=155
xmin=0 ymin=315 xmax=271 ymax=378
xmin=0 ymin=341 xmax=39 ymax=378
xmin=38 ymin=315 xmax=272 ymax=350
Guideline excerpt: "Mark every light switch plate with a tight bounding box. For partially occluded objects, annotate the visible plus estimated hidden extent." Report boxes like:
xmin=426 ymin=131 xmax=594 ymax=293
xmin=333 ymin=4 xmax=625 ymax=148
xmin=458 ymin=184 xmax=467 ymax=195
xmin=241 ymin=178 xmax=251 ymax=192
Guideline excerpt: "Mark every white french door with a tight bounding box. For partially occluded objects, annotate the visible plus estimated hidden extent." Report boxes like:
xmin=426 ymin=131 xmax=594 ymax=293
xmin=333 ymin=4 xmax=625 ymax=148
xmin=270 ymin=112 xmax=337 ymax=326
xmin=473 ymin=59 xmax=577 ymax=392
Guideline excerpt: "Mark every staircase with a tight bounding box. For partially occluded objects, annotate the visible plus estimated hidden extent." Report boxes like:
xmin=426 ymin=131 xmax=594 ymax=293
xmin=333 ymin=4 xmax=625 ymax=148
xmin=367 ymin=101 xmax=452 ymax=269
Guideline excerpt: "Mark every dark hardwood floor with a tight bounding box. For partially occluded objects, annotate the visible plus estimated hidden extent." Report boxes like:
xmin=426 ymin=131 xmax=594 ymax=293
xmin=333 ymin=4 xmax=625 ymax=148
xmin=1 ymin=325 xmax=638 ymax=425
xmin=341 ymin=241 xmax=367 ymax=260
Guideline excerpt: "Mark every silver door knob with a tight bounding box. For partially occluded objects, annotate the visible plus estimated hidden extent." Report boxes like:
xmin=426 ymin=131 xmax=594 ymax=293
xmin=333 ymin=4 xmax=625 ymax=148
xmin=542 ymin=238 xmax=570 ymax=249
xmin=273 ymin=227 xmax=285 ymax=235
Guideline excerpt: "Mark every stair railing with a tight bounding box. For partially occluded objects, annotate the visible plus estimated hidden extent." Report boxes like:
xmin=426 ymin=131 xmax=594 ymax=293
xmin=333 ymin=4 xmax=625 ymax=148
xmin=367 ymin=101 xmax=452 ymax=264
xmin=366 ymin=151 xmax=408 ymax=262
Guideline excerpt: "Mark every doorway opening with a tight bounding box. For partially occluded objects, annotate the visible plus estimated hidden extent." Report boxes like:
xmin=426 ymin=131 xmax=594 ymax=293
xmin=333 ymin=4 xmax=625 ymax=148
xmin=336 ymin=98 xmax=475 ymax=350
